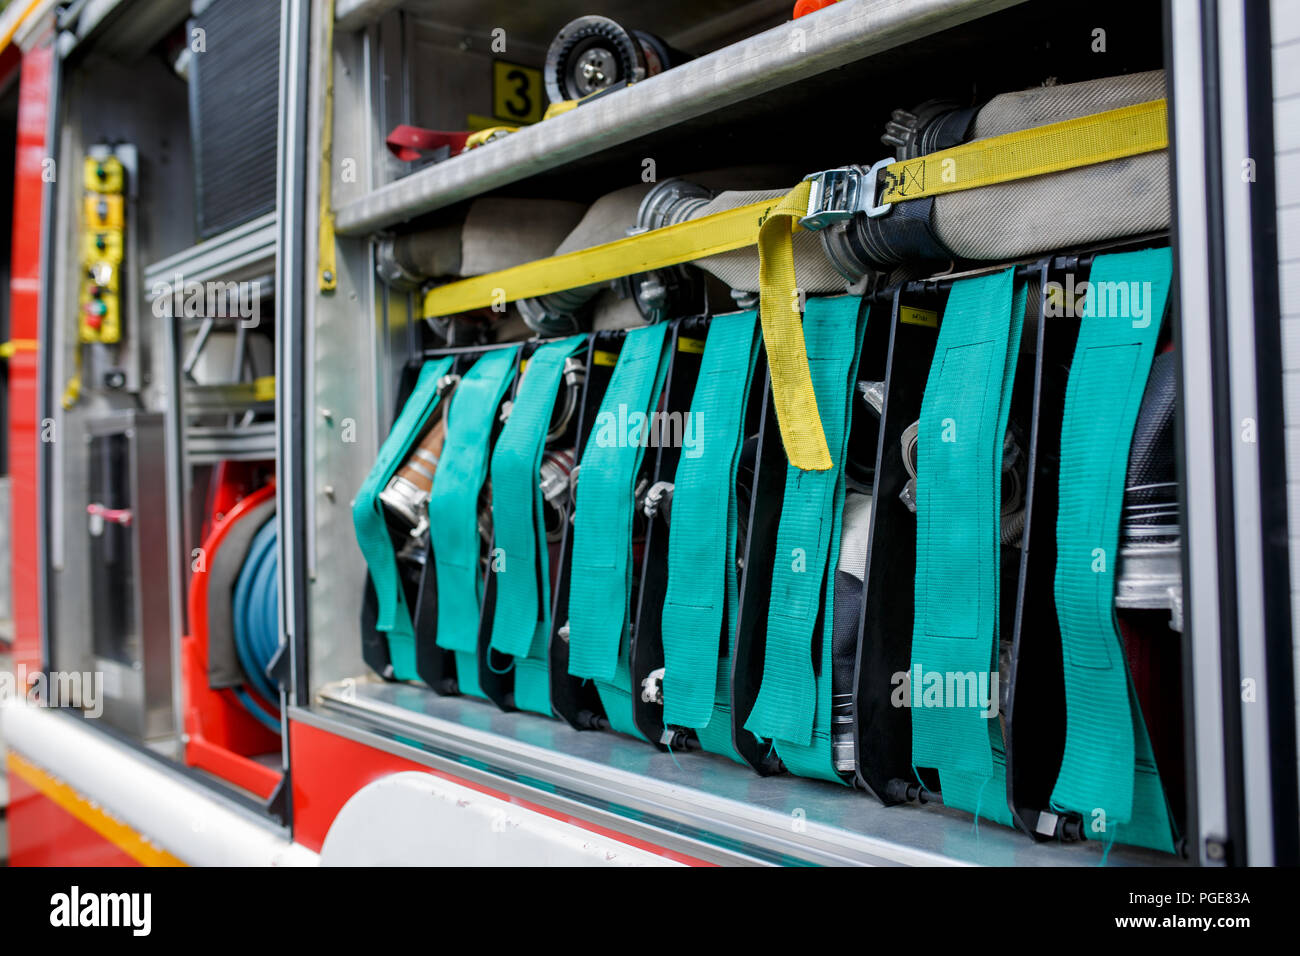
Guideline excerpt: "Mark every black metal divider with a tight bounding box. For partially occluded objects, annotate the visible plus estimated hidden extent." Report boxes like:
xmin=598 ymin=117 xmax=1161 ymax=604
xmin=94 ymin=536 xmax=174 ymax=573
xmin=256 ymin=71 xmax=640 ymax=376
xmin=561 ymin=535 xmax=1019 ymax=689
xmin=852 ymin=287 xmax=945 ymax=801
xmin=1005 ymin=262 xmax=1077 ymax=838
xmin=996 ymin=268 xmax=1045 ymax=823
xmin=728 ymin=375 xmax=786 ymax=775
xmin=631 ymin=315 xmax=709 ymax=749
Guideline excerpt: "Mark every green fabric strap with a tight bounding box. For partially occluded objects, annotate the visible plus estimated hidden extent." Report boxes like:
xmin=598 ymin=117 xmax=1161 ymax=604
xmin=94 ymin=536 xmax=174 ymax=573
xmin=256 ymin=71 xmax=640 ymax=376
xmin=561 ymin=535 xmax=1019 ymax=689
xmin=744 ymin=297 xmax=866 ymax=783
xmin=430 ymin=346 xmax=521 ymax=699
xmin=352 ymin=357 xmax=455 ymax=681
xmin=567 ymin=323 xmax=671 ymax=739
xmin=661 ymin=311 xmax=760 ymax=762
xmin=910 ymin=269 xmax=1025 ymax=827
xmin=488 ymin=334 xmax=586 ymax=716
xmin=1051 ymin=247 xmax=1176 ymax=854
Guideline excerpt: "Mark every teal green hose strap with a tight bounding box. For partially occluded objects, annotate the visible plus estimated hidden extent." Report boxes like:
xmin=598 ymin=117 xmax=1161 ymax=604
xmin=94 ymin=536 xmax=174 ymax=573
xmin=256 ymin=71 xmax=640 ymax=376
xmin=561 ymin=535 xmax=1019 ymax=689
xmin=430 ymin=346 xmax=521 ymax=698
xmin=744 ymin=296 xmax=866 ymax=783
xmin=352 ymin=357 xmax=455 ymax=681
xmin=661 ymin=311 xmax=760 ymax=762
xmin=488 ymin=334 xmax=586 ymax=716
xmin=567 ymin=323 xmax=671 ymax=739
xmin=910 ymin=269 xmax=1025 ymax=827
xmin=1051 ymin=247 xmax=1177 ymax=854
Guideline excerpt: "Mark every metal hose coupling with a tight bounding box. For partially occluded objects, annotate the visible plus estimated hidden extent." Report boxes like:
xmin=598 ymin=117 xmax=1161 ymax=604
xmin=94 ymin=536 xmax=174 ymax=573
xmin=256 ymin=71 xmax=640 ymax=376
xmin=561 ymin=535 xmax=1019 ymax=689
xmin=546 ymin=357 xmax=586 ymax=444
xmin=627 ymin=178 xmax=715 ymax=322
xmin=800 ymin=100 xmax=976 ymax=279
xmin=540 ymin=448 xmax=577 ymax=543
xmin=544 ymin=16 xmax=688 ymax=103
xmin=378 ymin=374 xmax=459 ymax=536
xmin=516 ymin=285 xmax=602 ymax=336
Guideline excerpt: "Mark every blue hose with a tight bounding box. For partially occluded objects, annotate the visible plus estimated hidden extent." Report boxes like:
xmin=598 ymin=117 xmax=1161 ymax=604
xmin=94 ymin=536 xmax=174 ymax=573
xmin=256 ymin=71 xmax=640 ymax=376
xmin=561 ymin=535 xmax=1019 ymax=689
xmin=232 ymin=686 xmax=281 ymax=733
xmin=232 ymin=517 xmax=282 ymax=724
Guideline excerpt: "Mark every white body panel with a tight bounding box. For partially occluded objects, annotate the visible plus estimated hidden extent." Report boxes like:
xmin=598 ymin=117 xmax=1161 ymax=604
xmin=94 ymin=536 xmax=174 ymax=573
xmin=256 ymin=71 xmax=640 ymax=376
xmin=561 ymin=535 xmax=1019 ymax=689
xmin=319 ymin=770 xmax=681 ymax=866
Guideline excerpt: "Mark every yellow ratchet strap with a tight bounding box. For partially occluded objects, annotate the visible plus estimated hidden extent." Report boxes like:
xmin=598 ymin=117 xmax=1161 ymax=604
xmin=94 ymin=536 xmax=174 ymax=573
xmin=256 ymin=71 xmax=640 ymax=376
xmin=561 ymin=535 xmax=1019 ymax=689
xmin=420 ymin=99 xmax=1169 ymax=471
xmin=755 ymin=178 xmax=830 ymax=469
xmin=466 ymin=126 xmax=518 ymax=148
xmin=878 ymin=99 xmax=1167 ymax=204
xmin=422 ymin=196 xmax=783 ymax=316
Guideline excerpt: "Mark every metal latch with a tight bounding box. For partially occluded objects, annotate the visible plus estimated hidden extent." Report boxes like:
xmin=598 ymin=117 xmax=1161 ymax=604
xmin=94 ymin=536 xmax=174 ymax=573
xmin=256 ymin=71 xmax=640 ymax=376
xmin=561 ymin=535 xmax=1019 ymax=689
xmin=799 ymin=158 xmax=896 ymax=231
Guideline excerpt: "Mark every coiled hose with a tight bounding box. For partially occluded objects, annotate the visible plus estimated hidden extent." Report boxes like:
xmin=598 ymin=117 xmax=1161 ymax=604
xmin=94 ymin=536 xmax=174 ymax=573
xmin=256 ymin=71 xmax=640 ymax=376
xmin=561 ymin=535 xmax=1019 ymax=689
xmin=232 ymin=517 xmax=281 ymax=731
xmin=1123 ymin=350 xmax=1178 ymax=541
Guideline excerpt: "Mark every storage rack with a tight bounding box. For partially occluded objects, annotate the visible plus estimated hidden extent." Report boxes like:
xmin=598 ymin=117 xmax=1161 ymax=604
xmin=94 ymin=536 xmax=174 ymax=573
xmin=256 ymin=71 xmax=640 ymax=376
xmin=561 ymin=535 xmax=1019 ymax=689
xmin=289 ymin=0 xmax=1212 ymax=865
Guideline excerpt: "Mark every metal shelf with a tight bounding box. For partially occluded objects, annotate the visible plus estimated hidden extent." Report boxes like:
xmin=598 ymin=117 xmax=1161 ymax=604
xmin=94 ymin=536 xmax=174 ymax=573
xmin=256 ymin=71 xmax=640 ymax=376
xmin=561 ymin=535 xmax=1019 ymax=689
xmin=332 ymin=0 xmax=1020 ymax=236
xmin=183 ymin=382 xmax=275 ymax=418
xmin=143 ymin=213 xmax=278 ymax=295
xmin=184 ymin=422 xmax=277 ymax=464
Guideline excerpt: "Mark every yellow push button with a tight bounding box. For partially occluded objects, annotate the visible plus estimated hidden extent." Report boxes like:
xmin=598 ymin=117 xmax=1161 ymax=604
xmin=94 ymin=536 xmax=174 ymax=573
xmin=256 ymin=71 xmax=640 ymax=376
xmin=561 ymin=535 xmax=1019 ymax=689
xmin=84 ymin=193 xmax=124 ymax=229
xmin=83 ymin=155 xmax=124 ymax=194
xmin=81 ymin=229 xmax=123 ymax=264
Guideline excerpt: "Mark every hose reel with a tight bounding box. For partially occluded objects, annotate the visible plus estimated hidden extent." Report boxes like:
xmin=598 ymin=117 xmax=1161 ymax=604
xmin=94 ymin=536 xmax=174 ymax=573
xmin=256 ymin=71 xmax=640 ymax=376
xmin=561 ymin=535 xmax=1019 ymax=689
xmin=193 ymin=481 xmax=283 ymax=736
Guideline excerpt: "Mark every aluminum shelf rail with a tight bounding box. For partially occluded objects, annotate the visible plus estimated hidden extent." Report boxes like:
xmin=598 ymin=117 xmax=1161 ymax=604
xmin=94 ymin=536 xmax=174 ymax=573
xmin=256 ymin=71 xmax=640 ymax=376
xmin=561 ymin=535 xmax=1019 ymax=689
xmin=308 ymin=679 xmax=1166 ymax=867
xmin=335 ymin=0 xmax=402 ymax=32
xmin=143 ymin=213 xmax=278 ymax=297
xmin=332 ymin=0 xmax=1022 ymax=236
xmin=184 ymin=422 xmax=277 ymax=464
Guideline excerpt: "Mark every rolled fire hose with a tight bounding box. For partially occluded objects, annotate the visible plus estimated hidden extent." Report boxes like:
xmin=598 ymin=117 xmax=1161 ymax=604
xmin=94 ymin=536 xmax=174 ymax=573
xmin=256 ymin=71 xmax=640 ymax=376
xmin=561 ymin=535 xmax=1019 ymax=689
xmin=518 ymin=184 xmax=654 ymax=333
xmin=376 ymin=198 xmax=587 ymax=291
xmin=660 ymin=310 xmax=760 ymax=761
xmin=430 ymin=346 xmax=521 ymax=699
xmin=831 ymin=490 xmax=873 ymax=773
xmin=743 ymin=297 xmax=867 ymax=784
xmin=517 ymin=169 xmax=804 ymax=333
xmin=550 ymin=71 xmax=1170 ymax=310
xmin=566 ymin=323 xmax=672 ymax=739
xmin=506 ymin=70 xmax=1169 ymax=336
xmin=899 ymin=415 xmax=1028 ymax=547
xmin=818 ymin=70 xmax=1169 ymax=278
xmin=910 ymin=269 xmax=1028 ymax=827
xmin=1050 ymin=248 xmax=1177 ymax=853
xmin=1114 ymin=349 xmax=1181 ymax=628
xmin=488 ymin=334 xmax=587 ymax=717
xmin=352 ymin=357 xmax=456 ymax=681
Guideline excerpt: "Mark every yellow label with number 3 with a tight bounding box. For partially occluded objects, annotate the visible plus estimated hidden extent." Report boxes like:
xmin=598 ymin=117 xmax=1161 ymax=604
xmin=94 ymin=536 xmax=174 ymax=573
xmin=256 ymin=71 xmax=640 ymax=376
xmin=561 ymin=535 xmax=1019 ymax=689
xmin=492 ymin=61 xmax=543 ymax=125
